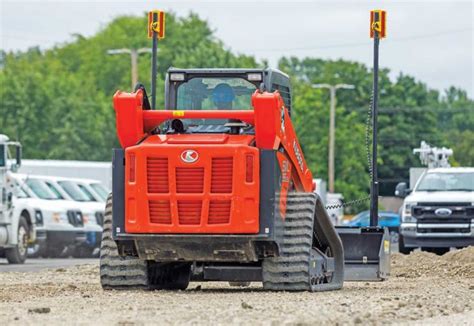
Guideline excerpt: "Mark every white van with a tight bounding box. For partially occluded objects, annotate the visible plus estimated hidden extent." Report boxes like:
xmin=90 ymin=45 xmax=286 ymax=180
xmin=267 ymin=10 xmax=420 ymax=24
xmin=31 ymin=175 xmax=105 ymax=257
xmin=12 ymin=174 xmax=86 ymax=257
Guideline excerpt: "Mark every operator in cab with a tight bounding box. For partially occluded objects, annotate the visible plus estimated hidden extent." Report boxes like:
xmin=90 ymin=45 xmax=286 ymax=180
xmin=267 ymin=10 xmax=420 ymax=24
xmin=212 ymin=83 xmax=235 ymax=110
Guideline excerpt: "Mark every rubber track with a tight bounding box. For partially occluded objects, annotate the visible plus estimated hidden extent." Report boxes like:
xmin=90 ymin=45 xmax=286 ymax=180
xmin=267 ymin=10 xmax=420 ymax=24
xmin=99 ymin=195 xmax=149 ymax=290
xmin=262 ymin=192 xmax=317 ymax=291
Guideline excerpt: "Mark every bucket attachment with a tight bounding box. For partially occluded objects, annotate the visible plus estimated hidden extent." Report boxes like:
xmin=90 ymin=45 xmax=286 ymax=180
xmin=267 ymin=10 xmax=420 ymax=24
xmin=335 ymin=226 xmax=390 ymax=281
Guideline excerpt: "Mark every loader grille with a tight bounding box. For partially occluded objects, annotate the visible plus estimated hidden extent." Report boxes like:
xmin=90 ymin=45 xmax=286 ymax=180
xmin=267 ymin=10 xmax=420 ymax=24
xmin=147 ymin=158 xmax=169 ymax=193
xmin=211 ymin=157 xmax=233 ymax=193
xmin=178 ymin=200 xmax=202 ymax=225
xmin=176 ymin=167 xmax=204 ymax=193
xmin=149 ymin=200 xmax=172 ymax=224
xmin=208 ymin=200 xmax=232 ymax=224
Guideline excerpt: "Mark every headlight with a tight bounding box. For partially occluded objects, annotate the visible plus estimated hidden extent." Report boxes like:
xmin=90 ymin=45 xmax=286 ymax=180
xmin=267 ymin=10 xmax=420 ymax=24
xmin=52 ymin=212 xmax=68 ymax=223
xmin=403 ymin=202 xmax=416 ymax=216
xmin=34 ymin=210 xmax=43 ymax=226
xmin=82 ymin=214 xmax=96 ymax=225
xmin=402 ymin=202 xmax=417 ymax=223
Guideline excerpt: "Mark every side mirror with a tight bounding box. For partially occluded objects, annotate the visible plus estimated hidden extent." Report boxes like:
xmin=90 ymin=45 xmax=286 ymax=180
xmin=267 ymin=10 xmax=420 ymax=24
xmin=395 ymin=182 xmax=408 ymax=198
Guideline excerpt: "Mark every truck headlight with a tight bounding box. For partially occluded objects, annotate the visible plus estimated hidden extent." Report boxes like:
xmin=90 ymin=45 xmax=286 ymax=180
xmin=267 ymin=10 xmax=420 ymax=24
xmin=82 ymin=214 xmax=96 ymax=225
xmin=402 ymin=202 xmax=417 ymax=223
xmin=404 ymin=202 xmax=416 ymax=215
xmin=52 ymin=212 xmax=68 ymax=223
xmin=34 ymin=210 xmax=43 ymax=226
xmin=402 ymin=215 xmax=416 ymax=223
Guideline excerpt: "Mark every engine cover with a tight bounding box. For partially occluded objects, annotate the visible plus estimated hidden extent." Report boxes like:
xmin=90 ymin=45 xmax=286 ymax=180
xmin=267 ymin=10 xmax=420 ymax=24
xmin=124 ymin=134 xmax=260 ymax=234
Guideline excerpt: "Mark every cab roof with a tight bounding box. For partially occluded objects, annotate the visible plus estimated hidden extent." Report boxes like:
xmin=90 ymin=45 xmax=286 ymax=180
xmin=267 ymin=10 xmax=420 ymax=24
xmin=167 ymin=67 xmax=289 ymax=78
xmin=427 ymin=167 xmax=474 ymax=173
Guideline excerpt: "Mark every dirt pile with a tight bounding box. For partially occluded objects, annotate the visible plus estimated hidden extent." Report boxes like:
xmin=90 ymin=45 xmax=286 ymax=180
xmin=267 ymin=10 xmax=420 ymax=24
xmin=392 ymin=246 xmax=474 ymax=278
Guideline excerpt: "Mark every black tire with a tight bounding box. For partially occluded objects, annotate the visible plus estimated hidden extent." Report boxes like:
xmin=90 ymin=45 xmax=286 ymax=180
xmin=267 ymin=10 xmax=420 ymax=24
xmin=73 ymin=245 xmax=94 ymax=258
xmin=100 ymin=194 xmax=192 ymax=291
xmin=148 ymin=262 xmax=191 ymax=290
xmin=6 ymin=216 xmax=29 ymax=264
xmin=425 ymin=247 xmax=449 ymax=256
xmin=47 ymin=244 xmax=67 ymax=258
xmin=398 ymin=234 xmax=414 ymax=255
xmin=100 ymin=194 xmax=150 ymax=290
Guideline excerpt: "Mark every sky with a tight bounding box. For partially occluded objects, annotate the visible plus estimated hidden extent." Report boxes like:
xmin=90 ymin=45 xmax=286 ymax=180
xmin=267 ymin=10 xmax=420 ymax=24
xmin=1 ymin=0 xmax=473 ymax=97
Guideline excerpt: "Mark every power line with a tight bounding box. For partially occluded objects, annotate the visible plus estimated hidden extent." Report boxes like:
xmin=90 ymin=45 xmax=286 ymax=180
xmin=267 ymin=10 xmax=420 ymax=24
xmin=2 ymin=27 xmax=472 ymax=53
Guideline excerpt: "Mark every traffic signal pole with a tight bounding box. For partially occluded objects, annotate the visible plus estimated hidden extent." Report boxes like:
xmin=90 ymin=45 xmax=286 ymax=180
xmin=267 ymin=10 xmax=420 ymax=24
xmin=148 ymin=10 xmax=166 ymax=110
xmin=369 ymin=10 xmax=386 ymax=227
xmin=151 ymin=32 xmax=158 ymax=109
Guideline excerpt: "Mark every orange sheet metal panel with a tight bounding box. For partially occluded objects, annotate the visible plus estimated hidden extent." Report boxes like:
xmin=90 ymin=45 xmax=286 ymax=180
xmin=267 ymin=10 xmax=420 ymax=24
xmin=124 ymin=134 xmax=260 ymax=234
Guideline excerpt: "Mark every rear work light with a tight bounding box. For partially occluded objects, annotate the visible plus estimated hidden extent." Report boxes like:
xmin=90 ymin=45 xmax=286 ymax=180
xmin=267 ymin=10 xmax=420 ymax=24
xmin=247 ymin=73 xmax=262 ymax=82
xmin=246 ymin=155 xmax=254 ymax=183
xmin=169 ymin=73 xmax=185 ymax=81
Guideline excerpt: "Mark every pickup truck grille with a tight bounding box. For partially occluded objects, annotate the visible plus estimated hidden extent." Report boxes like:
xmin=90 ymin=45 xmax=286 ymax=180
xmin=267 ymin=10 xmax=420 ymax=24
xmin=413 ymin=203 xmax=473 ymax=235
xmin=67 ymin=210 xmax=84 ymax=227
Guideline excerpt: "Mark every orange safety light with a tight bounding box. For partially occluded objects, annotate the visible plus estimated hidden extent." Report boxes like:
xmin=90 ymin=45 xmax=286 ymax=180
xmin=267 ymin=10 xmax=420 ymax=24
xmin=370 ymin=10 xmax=386 ymax=39
xmin=148 ymin=10 xmax=165 ymax=39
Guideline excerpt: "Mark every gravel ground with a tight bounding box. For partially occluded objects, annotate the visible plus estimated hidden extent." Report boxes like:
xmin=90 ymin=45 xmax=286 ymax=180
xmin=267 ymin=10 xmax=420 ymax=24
xmin=0 ymin=247 xmax=473 ymax=325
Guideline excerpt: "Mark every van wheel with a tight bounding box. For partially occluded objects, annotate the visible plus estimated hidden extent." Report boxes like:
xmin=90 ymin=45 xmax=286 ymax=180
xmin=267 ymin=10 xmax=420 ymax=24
xmin=6 ymin=216 xmax=29 ymax=264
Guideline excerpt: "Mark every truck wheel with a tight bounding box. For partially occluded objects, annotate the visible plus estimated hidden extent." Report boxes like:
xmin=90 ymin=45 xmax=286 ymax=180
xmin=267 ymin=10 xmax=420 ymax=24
xmin=100 ymin=194 xmax=150 ymax=290
xmin=262 ymin=192 xmax=344 ymax=292
xmin=398 ymin=234 xmax=414 ymax=255
xmin=425 ymin=247 xmax=449 ymax=256
xmin=5 ymin=216 xmax=29 ymax=264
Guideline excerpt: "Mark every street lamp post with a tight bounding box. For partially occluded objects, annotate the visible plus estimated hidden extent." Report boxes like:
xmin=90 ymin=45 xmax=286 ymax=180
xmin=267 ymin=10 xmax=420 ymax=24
xmin=106 ymin=48 xmax=152 ymax=90
xmin=312 ymin=83 xmax=355 ymax=193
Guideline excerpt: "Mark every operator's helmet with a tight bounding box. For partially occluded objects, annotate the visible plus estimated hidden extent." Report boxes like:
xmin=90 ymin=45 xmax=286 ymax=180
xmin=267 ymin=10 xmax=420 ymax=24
xmin=212 ymin=83 xmax=235 ymax=108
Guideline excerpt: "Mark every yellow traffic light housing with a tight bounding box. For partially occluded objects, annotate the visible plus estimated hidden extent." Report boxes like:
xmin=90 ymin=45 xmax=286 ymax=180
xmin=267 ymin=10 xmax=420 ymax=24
xmin=148 ymin=10 xmax=165 ymax=39
xmin=370 ymin=10 xmax=386 ymax=39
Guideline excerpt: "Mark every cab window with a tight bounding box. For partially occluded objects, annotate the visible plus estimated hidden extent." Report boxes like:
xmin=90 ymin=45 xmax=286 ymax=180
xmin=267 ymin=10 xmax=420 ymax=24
xmin=177 ymin=77 xmax=256 ymax=112
xmin=77 ymin=184 xmax=97 ymax=202
xmin=44 ymin=181 xmax=65 ymax=200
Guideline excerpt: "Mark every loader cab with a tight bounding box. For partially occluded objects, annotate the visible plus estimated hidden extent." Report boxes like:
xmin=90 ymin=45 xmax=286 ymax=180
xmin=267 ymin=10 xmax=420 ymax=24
xmin=164 ymin=68 xmax=292 ymax=131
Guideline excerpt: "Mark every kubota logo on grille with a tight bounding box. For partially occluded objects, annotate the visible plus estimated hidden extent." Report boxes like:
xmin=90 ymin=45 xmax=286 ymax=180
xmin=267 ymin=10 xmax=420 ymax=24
xmin=181 ymin=150 xmax=199 ymax=163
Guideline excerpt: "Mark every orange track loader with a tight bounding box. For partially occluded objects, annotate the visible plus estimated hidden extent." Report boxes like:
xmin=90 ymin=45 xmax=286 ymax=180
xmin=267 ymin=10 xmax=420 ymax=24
xmin=100 ymin=68 xmax=345 ymax=291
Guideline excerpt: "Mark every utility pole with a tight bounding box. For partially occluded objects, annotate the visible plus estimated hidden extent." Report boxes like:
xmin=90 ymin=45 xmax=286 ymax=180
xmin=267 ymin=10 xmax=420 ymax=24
xmin=312 ymin=83 xmax=354 ymax=193
xmin=107 ymin=48 xmax=152 ymax=90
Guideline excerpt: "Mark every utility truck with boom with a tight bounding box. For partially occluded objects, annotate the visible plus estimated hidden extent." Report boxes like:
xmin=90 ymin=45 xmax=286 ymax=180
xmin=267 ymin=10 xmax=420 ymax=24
xmin=396 ymin=141 xmax=474 ymax=255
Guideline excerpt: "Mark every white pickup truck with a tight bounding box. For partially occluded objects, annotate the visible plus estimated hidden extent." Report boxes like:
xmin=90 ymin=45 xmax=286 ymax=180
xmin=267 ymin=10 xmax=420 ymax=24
xmin=395 ymin=167 xmax=474 ymax=255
